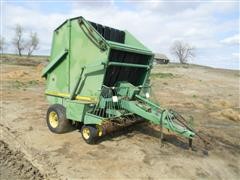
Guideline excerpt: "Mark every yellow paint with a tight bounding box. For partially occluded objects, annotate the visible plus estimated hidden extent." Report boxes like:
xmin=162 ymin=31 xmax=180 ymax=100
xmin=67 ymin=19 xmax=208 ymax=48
xmin=49 ymin=111 xmax=58 ymax=128
xmin=75 ymin=96 xmax=93 ymax=101
xmin=45 ymin=91 xmax=69 ymax=98
xmin=45 ymin=91 xmax=97 ymax=103
xmin=82 ymin=128 xmax=90 ymax=139
xmin=96 ymin=125 xmax=103 ymax=137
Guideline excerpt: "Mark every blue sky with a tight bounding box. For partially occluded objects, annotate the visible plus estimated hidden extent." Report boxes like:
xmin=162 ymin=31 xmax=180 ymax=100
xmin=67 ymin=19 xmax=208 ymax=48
xmin=1 ymin=0 xmax=239 ymax=69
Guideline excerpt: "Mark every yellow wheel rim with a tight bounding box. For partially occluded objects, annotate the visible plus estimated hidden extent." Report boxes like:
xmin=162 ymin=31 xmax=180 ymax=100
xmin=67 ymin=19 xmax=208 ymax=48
xmin=82 ymin=128 xmax=90 ymax=139
xmin=49 ymin=111 xmax=59 ymax=128
xmin=96 ymin=125 xmax=103 ymax=137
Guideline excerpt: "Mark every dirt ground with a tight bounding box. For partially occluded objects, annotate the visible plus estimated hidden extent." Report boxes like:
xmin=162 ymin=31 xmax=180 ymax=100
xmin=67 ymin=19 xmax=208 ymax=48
xmin=0 ymin=56 xmax=239 ymax=179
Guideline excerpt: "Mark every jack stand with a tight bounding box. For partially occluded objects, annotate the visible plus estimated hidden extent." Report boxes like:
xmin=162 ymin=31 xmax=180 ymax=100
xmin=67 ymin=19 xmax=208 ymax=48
xmin=160 ymin=129 xmax=164 ymax=147
xmin=160 ymin=117 xmax=164 ymax=147
xmin=189 ymin=138 xmax=193 ymax=150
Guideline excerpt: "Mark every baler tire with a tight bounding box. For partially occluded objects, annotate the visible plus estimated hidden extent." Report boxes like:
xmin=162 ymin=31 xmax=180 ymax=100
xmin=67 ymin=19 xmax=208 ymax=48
xmin=81 ymin=125 xmax=98 ymax=144
xmin=46 ymin=104 xmax=73 ymax=134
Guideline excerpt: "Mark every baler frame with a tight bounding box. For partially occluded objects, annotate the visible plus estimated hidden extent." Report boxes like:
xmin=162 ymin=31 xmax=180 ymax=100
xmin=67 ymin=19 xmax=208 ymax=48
xmin=42 ymin=16 xmax=196 ymax=145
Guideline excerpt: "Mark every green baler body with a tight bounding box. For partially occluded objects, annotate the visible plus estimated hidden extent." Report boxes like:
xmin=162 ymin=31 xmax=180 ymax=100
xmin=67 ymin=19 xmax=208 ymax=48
xmin=42 ymin=16 xmax=195 ymax=140
xmin=42 ymin=17 xmax=153 ymax=122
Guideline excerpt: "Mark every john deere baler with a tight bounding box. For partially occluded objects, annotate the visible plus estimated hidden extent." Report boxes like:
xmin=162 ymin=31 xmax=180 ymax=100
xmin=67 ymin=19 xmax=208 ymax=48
xmin=42 ymin=16 xmax=195 ymax=144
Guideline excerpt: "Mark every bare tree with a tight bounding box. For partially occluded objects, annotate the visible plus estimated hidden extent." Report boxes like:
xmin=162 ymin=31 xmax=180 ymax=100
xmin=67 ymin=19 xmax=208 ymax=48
xmin=26 ymin=32 xmax=39 ymax=57
xmin=12 ymin=24 xmax=25 ymax=56
xmin=0 ymin=36 xmax=6 ymax=52
xmin=170 ymin=40 xmax=195 ymax=64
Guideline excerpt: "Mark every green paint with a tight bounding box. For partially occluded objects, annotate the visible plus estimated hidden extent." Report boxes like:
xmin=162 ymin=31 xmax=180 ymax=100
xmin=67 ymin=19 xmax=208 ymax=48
xmin=66 ymin=100 xmax=88 ymax=122
xmin=120 ymin=98 xmax=195 ymax=139
xmin=42 ymin=16 xmax=196 ymax=141
xmin=84 ymin=113 xmax=104 ymax=125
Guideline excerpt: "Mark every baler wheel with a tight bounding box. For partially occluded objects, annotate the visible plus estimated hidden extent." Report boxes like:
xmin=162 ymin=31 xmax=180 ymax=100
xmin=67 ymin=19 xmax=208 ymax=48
xmin=46 ymin=104 xmax=72 ymax=134
xmin=81 ymin=125 xmax=98 ymax=144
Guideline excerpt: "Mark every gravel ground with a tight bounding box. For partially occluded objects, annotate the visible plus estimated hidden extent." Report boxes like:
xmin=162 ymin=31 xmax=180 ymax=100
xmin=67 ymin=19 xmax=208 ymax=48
xmin=0 ymin=57 xmax=239 ymax=179
xmin=0 ymin=141 xmax=44 ymax=180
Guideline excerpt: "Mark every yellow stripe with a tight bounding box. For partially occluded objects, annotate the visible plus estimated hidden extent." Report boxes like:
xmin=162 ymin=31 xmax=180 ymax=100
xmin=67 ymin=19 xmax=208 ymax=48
xmin=45 ymin=91 xmax=97 ymax=103
xmin=45 ymin=91 xmax=69 ymax=97
xmin=75 ymin=96 xmax=93 ymax=101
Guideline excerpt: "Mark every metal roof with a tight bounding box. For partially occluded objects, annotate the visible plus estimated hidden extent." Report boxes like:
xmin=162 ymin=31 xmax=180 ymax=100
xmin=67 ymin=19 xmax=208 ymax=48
xmin=154 ymin=53 xmax=169 ymax=60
